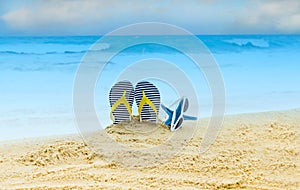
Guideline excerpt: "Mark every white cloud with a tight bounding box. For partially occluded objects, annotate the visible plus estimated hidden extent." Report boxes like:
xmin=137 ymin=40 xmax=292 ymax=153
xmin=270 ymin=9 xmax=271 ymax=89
xmin=0 ymin=0 xmax=236 ymax=35
xmin=232 ymin=0 xmax=300 ymax=33
xmin=2 ymin=0 xmax=113 ymax=34
xmin=1 ymin=0 xmax=300 ymax=35
xmin=278 ymin=14 xmax=300 ymax=32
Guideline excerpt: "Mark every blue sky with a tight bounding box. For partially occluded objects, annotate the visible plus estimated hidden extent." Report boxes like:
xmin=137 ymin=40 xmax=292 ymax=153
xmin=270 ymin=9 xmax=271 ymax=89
xmin=0 ymin=0 xmax=300 ymax=36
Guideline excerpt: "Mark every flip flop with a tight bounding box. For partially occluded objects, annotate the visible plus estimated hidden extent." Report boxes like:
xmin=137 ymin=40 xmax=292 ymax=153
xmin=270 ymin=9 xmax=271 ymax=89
xmin=109 ymin=81 xmax=134 ymax=124
xmin=135 ymin=81 xmax=160 ymax=122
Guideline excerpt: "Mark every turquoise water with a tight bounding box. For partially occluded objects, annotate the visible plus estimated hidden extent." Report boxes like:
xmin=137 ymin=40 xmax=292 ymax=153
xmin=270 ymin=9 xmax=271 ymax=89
xmin=0 ymin=35 xmax=299 ymax=140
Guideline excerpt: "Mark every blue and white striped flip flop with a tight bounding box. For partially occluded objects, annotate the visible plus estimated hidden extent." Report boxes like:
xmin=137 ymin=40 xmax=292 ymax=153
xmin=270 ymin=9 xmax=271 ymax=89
xmin=135 ymin=81 xmax=161 ymax=123
xmin=109 ymin=81 xmax=134 ymax=124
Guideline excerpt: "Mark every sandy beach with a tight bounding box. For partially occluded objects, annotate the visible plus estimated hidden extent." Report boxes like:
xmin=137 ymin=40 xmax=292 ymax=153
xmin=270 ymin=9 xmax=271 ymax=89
xmin=0 ymin=109 xmax=299 ymax=189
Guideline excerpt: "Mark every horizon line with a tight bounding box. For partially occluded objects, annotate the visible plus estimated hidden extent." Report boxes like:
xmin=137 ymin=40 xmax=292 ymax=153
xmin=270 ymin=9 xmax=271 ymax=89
xmin=1 ymin=33 xmax=300 ymax=37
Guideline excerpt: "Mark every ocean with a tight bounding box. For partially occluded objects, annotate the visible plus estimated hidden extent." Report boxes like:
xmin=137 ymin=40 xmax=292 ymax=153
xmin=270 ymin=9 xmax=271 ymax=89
xmin=0 ymin=35 xmax=300 ymax=140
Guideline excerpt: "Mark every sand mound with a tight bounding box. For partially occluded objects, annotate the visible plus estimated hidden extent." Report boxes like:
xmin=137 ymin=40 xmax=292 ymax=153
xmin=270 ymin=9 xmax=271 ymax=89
xmin=105 ymin=117 xmax=172 ymax=148
xmin=17 ymin=141 xmax=97 ymax=166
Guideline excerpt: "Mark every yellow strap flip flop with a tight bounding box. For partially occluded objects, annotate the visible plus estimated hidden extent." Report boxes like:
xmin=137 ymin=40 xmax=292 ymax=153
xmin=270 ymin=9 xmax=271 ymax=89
xmin=135 ymin=81 xmax=160 ymax=122
xmin=109 ymin=81 xmax=134 ymax=124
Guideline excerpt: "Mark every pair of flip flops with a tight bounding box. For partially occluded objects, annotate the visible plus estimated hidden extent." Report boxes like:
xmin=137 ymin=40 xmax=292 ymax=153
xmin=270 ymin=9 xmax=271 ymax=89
xmin=109 ymin=81 xmax=160 ymax=124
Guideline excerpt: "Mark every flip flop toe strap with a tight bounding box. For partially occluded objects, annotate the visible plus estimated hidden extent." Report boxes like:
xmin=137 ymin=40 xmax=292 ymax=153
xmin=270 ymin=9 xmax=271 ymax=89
xmin=138 ymin=90 xmax=158 ymax=118
xmin=110 ymin=90 xmax=132 ymax=122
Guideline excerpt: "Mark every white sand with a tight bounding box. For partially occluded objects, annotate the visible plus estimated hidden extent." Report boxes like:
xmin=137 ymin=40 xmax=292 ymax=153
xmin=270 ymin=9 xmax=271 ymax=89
xmin=0 ymin=109 xmax=299 ymax=189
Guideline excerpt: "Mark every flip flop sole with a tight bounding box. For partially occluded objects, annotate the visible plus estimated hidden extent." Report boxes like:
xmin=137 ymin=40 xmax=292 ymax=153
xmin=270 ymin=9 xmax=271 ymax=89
xmin=135 ymin=81 xmax=160 ymax=122
xmin=109 ymin=81 xmax=134 ymax=124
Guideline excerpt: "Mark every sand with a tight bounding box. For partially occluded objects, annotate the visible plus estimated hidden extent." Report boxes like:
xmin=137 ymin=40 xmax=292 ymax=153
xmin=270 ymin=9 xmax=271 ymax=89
xmin=0 ymin=109 xmax=299 ymax=189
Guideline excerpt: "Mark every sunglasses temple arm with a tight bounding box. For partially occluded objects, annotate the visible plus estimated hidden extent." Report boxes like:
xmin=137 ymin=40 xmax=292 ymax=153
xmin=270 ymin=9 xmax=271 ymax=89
xmin=161 ymin=104 xmax=173 ymax=116
xmin=183 ymin=115 xmax=197 ymax=120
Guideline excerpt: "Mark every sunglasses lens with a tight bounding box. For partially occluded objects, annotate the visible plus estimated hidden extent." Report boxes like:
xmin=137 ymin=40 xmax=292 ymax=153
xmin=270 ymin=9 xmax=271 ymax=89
xmin=174 ymin=118 xmax=183 ymax=130
xmin=183 ymin=98 xmax=189 ymax=112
